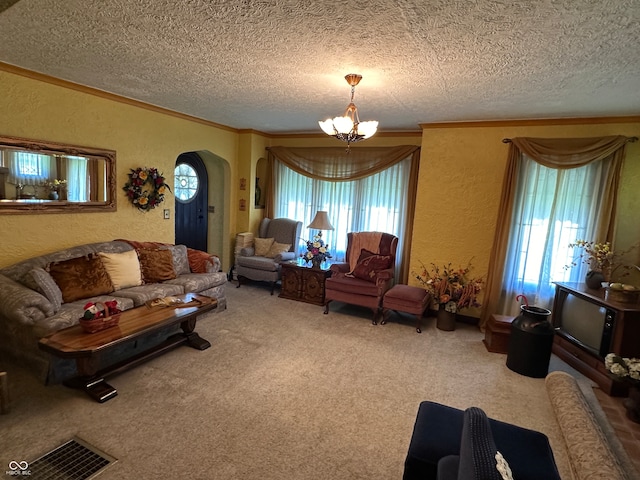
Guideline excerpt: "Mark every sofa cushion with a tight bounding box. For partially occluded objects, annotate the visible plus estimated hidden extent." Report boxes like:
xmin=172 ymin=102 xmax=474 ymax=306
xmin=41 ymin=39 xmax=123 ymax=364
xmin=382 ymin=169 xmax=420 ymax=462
xmin=161 ymin=244 xmax=190 ymax=275
xmin=114 ymin=283 xmax=184 ymax=307
xmin=25 ymin=267 xmax=64 ymax=312
xmin=48 ymin=255 xmax=114 ymax=303
xmin=236 ymin=255 xmax=279 ymax=272
xmin=325 ymin=274 xmax=380 ymax=296
xmin=137 ymin=249 xmax=177 ymax=283
xmin=32 ymin=295 xmax=135 ymax=339
xmin=163 ymin=272 xmax=228 ymax=293
xmin=266 ymin=241 xmax=291 ymax=258
xmin=98 ymin=250 xmax=143 ymax=290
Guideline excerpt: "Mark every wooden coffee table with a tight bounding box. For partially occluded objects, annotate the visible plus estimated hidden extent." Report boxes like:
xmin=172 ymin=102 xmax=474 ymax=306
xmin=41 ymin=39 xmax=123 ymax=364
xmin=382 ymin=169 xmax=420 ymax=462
xmin=39 ymin=293 xmax=217 ymax=402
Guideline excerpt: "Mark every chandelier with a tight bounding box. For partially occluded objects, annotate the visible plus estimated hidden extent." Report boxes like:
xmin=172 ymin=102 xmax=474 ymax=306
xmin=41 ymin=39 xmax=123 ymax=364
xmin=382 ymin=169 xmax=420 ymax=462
xmin=319 ymin=74 xmax=378 ymax=149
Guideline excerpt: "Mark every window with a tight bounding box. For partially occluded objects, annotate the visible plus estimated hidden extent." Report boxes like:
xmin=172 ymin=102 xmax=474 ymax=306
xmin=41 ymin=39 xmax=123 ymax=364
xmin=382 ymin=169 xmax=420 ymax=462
xmin=274 ymin=157 xmax=411 ymax=264
xmin=499 ymin=155 xmax=606 ymax=312
xmin=7 ymin=150 xmax=52 ymax=185
xmin=174 ymin=163 xmax=198 ymax=202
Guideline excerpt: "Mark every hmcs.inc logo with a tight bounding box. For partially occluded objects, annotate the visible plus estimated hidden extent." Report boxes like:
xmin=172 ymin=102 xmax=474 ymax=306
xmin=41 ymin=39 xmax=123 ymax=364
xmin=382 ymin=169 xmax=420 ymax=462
xmin=6 ymin=461 xmax=31 ymax=476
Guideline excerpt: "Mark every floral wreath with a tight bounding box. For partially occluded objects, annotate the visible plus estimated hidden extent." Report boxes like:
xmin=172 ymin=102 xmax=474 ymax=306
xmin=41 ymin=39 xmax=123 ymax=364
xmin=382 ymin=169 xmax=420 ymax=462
xmin=123 ymin=167 xmax=171 ymax=211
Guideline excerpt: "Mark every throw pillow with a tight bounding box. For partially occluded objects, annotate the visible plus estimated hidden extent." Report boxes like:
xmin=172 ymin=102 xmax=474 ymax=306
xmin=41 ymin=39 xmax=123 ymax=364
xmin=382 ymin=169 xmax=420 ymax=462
xmin=26 ymin=267 xmax=64 ymax=311
xmin=160 ymin=244 xmax=191 ymax=275
xmin=187 ymin=248 xmax=216 ymax=273
xmin=137 ymin=249 xmax=177 ymax=283
xmin=350 ymin=252 xmax=392 ymax=283
xmin=266 ymin=241 xmax=291 ymax=258
xmin=48 ymin=255 xmax=114 ymax=303
xmin=254 ymin=237 xmax=275 ymax=257
xmin=98 ymin=250 xmax=143 ymax=290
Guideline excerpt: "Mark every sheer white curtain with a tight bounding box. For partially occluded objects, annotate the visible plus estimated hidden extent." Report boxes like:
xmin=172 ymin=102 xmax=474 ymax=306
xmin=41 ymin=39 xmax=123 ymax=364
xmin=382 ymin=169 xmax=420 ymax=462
xmin=7 ymin=150 xmax=52 ymax=185
xmin=66 ymin=156 xmax=88 ymax=201
xmin=274 ymin=156 xmax=412 ymax=270
xmin=498 ymin=155 xmax=607 ymax=314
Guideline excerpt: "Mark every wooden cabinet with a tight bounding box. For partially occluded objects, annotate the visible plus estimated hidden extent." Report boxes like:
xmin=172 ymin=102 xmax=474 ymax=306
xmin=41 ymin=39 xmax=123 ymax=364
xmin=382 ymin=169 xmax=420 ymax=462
xmin=279 ymin=261 xmax=331 ymax=306
xmin=551 ymin=282 xmax=640 ymax=396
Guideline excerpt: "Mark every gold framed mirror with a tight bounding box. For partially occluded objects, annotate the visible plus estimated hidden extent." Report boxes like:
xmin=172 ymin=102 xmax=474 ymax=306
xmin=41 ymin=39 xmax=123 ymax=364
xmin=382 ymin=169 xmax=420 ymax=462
xmin=0 ymin=135 xmax=116 ymax=214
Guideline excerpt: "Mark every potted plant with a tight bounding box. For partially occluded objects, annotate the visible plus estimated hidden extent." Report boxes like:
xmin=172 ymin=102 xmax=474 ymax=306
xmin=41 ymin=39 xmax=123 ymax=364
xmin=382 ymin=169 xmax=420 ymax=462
xmin=566 ymin=240 xmax=638 ymax=288
xmin=414 ymin=260 xmax=483 ymax=331
xmin=605 ymin=353 xmax=640 ymax=423
xmin=44 ymin=179 xmax=66 ymax=200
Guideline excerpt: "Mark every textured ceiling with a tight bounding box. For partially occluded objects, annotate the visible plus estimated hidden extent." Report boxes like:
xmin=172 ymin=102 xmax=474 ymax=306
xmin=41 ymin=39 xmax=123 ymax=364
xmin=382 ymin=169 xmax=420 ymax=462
xmin=1 ymin=0 xmax=639 ymax=134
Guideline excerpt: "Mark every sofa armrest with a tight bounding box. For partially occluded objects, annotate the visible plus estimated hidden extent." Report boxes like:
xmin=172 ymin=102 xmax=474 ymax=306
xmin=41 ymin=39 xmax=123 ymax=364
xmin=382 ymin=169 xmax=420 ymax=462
xmin=330 ymin=262 xmax=350 ymax=274
xmin=275 ymin=251 xmax=296 ymax=262
xmin=0 ymin=274 xmax=53 ymax=326
xmin=205 ymin=255 xmax=222 ymax=273
xmin=240 ymin=247 xmax=255 ymax=257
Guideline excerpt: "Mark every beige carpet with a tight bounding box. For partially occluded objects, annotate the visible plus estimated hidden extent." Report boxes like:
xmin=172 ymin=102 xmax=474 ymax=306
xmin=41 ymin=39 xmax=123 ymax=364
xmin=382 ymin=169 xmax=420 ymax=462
xmin=0 ymin=283 xmax=614 ymax=479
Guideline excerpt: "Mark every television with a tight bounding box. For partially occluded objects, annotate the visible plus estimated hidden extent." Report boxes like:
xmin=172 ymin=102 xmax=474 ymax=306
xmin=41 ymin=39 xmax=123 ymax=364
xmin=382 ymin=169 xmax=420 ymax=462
xmin=553 ymin=287 xmax=616 ymax=358
xmin=554 ymin=290 xmax=616 ymax=358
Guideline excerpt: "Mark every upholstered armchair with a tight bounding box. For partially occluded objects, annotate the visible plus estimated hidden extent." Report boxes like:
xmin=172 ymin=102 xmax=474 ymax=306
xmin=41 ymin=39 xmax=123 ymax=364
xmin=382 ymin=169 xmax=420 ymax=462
xmin=236 ymin=218 xmax=302 ymax=294
xmin=323 ymin=231 xmax=398 ymax=323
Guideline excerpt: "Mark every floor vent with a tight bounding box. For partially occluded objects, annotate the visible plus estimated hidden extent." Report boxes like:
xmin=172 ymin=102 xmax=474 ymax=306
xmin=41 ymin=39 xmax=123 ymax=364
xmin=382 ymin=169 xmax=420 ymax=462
xmin=28 ymin=437 xmax=116 ymax=479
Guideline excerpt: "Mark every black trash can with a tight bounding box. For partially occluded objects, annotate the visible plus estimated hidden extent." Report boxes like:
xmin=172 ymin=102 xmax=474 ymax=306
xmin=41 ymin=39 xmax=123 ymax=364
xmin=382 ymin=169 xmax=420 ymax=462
xmin=506 ymin=306 xmax=554 ymax=378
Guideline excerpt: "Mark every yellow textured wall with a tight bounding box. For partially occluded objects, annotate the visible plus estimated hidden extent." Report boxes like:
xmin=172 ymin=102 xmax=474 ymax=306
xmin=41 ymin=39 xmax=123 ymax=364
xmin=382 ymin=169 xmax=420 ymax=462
xmin=2 ymin=67 xmax=638 ymax=303
xmin=412 ymin=122 xmax=640 ymax=316
xmin=0 ymin=70 xmax=239 ymax=269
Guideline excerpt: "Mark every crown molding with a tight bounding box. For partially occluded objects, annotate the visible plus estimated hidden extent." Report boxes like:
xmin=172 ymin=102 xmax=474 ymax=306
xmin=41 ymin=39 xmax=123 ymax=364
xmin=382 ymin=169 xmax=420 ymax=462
xmin=0 ymin=62 xmax=238 ymax=133
xmin=420 ymin=116 xmax=640 ymax=129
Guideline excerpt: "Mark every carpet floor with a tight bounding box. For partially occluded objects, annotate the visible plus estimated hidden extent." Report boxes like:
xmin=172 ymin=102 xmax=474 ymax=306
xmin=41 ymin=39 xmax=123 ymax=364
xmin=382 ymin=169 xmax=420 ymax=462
xmin=0 ymin=283 xmax=627 ymax=479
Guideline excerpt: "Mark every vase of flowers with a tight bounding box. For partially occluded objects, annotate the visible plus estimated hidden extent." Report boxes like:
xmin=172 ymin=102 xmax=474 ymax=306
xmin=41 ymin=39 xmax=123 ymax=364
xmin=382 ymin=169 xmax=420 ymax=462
xmin=44 ymin=179 xmax=66 ymax=200
xmin=567 ymin=240 xmax=639 ymax=288
xmin=414 ymin=260 xmax=483 ymax=331
xmin=302 ymin=232 xmax=332 ymax=269
xmin=605 ymin=353 xmax=640 ymax=423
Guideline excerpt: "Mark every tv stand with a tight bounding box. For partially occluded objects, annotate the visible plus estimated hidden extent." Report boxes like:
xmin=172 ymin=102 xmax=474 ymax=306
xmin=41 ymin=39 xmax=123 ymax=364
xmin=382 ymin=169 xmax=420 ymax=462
xmin=552 ymin=282 xmax=640 ymax=396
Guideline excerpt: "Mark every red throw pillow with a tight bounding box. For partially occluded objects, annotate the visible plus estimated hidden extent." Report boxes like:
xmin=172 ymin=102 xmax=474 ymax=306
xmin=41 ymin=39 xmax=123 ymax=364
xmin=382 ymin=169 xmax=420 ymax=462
xmin=351 ymin=251 xmax=392 ymax=283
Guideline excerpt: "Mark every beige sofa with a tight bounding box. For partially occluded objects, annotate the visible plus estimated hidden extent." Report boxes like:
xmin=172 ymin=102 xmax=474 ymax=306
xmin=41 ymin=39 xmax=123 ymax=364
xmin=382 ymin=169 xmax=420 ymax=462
xmin=545 ymin=371 xmax=639 ymax=480
xmin=0 ymin=240 xmax=227 ymax=384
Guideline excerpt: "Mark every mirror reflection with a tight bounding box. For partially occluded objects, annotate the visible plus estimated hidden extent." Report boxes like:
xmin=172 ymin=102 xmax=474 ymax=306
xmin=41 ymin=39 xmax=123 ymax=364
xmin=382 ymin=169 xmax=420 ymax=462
xmin=0 ymin=135 xmax=116 ymax=214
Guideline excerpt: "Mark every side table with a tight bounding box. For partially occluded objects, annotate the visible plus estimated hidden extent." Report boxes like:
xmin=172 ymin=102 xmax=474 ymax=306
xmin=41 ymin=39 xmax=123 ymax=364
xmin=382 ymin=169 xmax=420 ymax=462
xmin=280 ymin=260 xmax=331 ymax=306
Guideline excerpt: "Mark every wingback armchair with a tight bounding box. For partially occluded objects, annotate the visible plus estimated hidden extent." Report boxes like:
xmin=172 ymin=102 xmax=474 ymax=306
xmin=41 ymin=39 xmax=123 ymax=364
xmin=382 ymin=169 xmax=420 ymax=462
xmin=236 ymin=218 xmax=302 ymax=294
xmin=323 ymin=231 xmax=398 ymax=324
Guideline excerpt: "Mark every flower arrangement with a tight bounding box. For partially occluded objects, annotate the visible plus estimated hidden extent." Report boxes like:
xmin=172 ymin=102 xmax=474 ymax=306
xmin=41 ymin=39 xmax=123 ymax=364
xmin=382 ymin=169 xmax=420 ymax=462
xmin=301 ymin=232 xmax=332 ymax=267
xmin=605 ymin=353 xmax=640 ymax=385
xmin=44 ymin=179 xmax=67 ymax=192
xmin=566 ymin=240 xmax=638 ymax=279
xmin=414 ymin=260 xmax=483 ymax=313
xmin=123 ymin=167 xmax=171 ymax=211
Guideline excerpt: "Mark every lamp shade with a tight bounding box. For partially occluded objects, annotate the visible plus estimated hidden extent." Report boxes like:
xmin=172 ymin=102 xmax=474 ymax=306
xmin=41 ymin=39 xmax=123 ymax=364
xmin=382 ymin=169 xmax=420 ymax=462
xmin=307 ymin=211 xmax=334 ymax=231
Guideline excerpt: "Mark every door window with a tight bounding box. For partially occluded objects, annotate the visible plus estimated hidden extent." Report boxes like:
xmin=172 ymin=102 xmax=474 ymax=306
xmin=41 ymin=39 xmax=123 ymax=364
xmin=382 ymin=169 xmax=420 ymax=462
xmin=174 ymin=163 xmax=199 ymax=202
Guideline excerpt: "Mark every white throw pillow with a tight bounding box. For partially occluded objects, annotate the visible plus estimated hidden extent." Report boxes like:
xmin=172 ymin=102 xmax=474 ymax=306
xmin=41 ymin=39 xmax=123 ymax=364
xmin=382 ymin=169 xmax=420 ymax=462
xmin=98 ymin=250 xmax=143 ymax=290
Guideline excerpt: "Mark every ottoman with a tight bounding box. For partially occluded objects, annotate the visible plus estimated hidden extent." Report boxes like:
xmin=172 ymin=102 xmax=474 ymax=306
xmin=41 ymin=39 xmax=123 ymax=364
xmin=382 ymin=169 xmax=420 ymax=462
xmin=381 ymin=284 xmax=431 ymax=333
xmin=402 ymin=401 xmax=561 ymax=480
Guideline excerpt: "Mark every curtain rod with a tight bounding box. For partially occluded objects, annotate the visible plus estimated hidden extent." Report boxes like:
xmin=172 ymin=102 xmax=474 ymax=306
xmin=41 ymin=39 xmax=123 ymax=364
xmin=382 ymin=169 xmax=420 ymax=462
xmin=502 ymin=136 xmax=638 ymax=143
